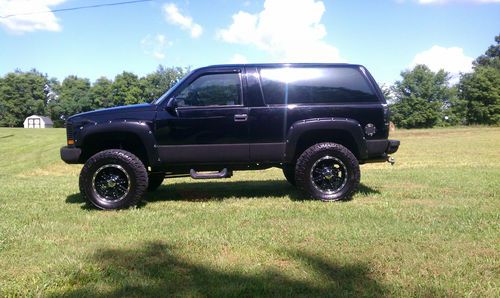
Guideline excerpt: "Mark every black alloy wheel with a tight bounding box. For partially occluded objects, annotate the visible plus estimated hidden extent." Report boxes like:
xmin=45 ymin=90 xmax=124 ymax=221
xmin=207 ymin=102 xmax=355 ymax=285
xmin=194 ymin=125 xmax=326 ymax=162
xmin=92 ymin=164 xmax=131 ymax=202
xmin=310 ymin=156 xmax=348 ymax=195
xmin=295 ymin=143 xmax=360 ymax=201
xmin=79 ymin=149 xmax=148 ymax=210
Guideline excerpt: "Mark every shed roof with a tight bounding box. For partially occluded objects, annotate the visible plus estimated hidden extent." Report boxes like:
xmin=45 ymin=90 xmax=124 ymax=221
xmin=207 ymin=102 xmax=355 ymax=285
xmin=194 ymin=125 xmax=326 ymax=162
xmin=25 ymin=115 xmax=53 ymax=124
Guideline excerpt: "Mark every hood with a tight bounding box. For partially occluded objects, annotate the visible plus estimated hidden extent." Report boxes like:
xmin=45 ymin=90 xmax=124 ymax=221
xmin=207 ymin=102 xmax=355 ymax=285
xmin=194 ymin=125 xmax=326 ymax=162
xmin=68 ymin=103 xmax=156 ymax=123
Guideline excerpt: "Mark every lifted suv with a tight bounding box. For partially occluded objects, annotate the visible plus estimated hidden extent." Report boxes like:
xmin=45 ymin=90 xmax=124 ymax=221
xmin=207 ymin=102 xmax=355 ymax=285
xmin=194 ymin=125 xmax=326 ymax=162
xmin=61 ymin=63 xmax=399 ymax=209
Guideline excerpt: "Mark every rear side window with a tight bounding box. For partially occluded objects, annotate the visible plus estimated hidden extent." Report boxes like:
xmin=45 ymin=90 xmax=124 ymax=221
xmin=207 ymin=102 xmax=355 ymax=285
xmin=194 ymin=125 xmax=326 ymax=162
xmin=259 ymin=67 xmax=379 ymax=105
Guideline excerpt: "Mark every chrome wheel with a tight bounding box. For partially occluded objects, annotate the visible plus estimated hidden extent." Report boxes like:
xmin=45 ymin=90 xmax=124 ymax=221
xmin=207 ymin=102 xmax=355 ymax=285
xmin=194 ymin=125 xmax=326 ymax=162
xmin=92 ymin=164 xmax=130 ymax=202
xmin=310 ymin=156 xmax=348 ymax=195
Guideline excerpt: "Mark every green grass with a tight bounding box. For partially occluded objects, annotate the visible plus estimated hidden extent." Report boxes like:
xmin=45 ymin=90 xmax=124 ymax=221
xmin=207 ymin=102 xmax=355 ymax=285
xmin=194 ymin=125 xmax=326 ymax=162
xmin=0 ymin=127 xmax=499 ymax=297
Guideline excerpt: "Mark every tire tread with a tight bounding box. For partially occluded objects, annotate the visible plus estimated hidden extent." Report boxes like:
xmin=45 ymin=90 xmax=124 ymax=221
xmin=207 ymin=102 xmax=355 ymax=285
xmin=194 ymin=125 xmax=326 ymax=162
xmin=79 ymin=149 xmax=148 ymax=209
xmin=295 ymin=142 xmax=360 ymax=201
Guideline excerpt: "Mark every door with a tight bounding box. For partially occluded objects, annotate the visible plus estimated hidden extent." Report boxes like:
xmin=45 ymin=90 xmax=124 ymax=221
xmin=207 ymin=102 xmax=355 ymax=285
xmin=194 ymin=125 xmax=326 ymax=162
xmin=155 ymin=69 xmax=249 ymax=164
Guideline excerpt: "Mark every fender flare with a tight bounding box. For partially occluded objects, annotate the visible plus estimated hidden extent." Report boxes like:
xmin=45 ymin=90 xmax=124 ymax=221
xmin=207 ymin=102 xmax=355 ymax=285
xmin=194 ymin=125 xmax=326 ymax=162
xmin=284 ymin=118 xmax=368 ymax=161
xmin=77 ymin=120 xmax=159 ymax=167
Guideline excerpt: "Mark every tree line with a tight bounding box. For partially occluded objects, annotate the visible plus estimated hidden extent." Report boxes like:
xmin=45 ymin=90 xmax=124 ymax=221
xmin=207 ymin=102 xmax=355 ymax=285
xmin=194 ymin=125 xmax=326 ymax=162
xmin=0 ymin=66 xmax=189 ymax=127
xmin=0 ymin=35 xmax=498 ymax=128
xmin=388 ymin=35 xmax=499 ymax=128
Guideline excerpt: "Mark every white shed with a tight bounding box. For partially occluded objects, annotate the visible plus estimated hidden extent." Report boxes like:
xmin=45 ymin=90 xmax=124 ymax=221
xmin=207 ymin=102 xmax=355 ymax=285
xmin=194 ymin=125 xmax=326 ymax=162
xmin=23 ymin=115 xmax=53 ymax=128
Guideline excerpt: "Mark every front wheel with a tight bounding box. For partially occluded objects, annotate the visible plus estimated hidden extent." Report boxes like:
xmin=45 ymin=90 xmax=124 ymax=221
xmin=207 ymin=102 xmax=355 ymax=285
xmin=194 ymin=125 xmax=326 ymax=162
xmin=79 ymin=149 xmax=148 ymax=210
xmin=295 ymin=143 xmax=360 ymax=201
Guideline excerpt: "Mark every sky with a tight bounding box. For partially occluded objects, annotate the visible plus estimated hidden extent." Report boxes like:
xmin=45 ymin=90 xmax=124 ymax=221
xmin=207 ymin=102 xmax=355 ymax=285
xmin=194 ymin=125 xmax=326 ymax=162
xmin=0 ymin=0 xmax=499 ymax=86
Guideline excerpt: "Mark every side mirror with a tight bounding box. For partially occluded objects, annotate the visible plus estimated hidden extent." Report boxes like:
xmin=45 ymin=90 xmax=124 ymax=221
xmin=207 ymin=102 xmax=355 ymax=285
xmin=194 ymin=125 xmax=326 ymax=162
xmin=166 ymin=98 xmax=178 ymax=115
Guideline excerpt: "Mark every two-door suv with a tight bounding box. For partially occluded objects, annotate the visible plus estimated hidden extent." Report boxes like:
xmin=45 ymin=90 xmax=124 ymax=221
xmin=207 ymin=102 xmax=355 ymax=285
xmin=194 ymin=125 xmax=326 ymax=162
xmin=61 ymin=63 xmax=399 ymax=209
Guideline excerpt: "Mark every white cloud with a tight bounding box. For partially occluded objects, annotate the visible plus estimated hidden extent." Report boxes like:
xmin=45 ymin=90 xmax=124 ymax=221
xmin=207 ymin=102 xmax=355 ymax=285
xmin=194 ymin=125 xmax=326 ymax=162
xmin=141 ymin=34 xmax=172 ymax=60
xmin=0 ymin=0 xmax=66 ymax=33
xmin=163 ymin=3 xmax=202 ymax=38
xmin=410 ymin=45 xmax=474 ymax=83
xmin=229 ymin=54 xmax=248 ymax=64
xmin=217 ymin=0 xmax=342 ymax=63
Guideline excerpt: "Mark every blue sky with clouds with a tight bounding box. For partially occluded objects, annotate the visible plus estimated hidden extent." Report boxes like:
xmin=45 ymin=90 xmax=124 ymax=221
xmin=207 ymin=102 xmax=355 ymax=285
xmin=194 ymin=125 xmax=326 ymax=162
xmin=0 ymin=0 xmax=499 ymax=85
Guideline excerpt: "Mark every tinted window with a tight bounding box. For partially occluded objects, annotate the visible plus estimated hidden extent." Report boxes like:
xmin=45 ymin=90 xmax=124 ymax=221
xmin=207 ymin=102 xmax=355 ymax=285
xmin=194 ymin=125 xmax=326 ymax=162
xmin=259 ymin=67 xmax=378 ymax=104
xmin=176 ymin=73 xmax=241 ymax=107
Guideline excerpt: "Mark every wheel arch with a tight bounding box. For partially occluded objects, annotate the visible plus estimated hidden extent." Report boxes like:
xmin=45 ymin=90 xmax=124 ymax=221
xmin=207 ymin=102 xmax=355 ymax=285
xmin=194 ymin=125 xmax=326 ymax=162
xmin=78 ymin=121 xmax=159 ymax=167
xmin=285 ymin=118 xmax=368 ymax=162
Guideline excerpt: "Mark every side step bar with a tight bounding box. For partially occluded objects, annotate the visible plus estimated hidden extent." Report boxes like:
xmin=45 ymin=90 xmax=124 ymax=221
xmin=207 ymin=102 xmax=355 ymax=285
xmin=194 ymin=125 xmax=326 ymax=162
xmin=190 ymin=168 xmax=233 ymax=179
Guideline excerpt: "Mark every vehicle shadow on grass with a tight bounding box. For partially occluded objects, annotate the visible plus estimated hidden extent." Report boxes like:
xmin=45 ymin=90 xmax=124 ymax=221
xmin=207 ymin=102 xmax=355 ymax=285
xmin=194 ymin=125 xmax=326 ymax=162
xmin=66 ymin=181 xmax=380 ymax=209
xmin=144 ymin=181 xmax=380 ymax=203
xmin=48 ymin=241 xmax=389 ymax=297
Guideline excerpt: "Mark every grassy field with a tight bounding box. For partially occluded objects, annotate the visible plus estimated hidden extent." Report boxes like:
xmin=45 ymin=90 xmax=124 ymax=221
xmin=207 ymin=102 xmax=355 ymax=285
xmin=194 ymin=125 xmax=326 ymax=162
xmin=0 ymin=127 xmax=498 ymax=297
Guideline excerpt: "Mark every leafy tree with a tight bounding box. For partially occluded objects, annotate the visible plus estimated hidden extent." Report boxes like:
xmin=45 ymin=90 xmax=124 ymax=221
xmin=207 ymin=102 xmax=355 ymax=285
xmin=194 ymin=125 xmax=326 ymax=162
xmin=90 ymin=77 xmax=114 ymax=109
xmin=390 ymin=65 xmax=454 ymax=128
xmin=0 ymin=69 xmax=48 ymax=127
xmin=112 ymin=72 xmax=143 ymax=106
xmin=0 ymin=76 xmax=3 ymax=121
xmin=57 ymin=75 xmax=92 ymax=119
xmin=141 ymin=65 xmax=189 ymax=101
xmin=444 ymin=94 xmax=468 ymax=126
xmin=459 ymin=67 xmax=500 ymax=125
xmin=473 ymin=34 xmax=500 ymax=69
xmin=458 ymin=34 xmax=500 ymax=125
xmin=379 ymin=83 xmax=394 ymax=104
xmin=44 ymin=78 xmax=64 ymax=127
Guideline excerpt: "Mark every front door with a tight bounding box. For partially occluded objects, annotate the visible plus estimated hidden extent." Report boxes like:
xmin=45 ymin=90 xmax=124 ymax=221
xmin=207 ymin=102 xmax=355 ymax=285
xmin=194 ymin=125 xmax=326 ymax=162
xmin=155 ymin=70 xmax=249 ymax=164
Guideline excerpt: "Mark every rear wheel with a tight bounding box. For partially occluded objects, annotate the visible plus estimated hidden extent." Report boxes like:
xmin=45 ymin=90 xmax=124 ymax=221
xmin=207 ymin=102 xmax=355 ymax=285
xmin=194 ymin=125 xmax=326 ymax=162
xmin=295 ymin=143 xmax=360 ymax=201
xmin=79 ymin=149 xmax=148 ymax=210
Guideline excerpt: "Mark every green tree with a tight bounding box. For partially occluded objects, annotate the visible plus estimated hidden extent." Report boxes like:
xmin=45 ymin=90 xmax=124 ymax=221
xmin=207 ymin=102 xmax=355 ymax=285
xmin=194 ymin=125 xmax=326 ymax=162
xmin=44 ymin=78 xmax=64 ymax=127
xmin=379 ymin=83 xmax=393 ymax=103
xmin=390 ymin=65 xmax=454 ymax=128
xmin=58 ymin=75 xmax=92 ymax=118
xmin=0 ymin=69 xmax=48 ymax=127
xmin=459 ymin=34 xmax=500 ymax=125
xmin=473 ymin=34 xmax=500 ymax=69
xmin=141 ymin=65 xmax=189 ymax=101
xmin=112 ymin=72 xmax=143 ymax=106
xmin=90 ymin=77 xmax=114 ymax=109
xmin=459 ymin=67 xmax=500 ymax=125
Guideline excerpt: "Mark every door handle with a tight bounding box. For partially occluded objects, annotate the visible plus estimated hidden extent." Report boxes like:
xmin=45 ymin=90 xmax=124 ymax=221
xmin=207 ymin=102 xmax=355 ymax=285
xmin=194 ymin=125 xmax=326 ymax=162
xmin=234 ymin=114 xmax=248 ymax=122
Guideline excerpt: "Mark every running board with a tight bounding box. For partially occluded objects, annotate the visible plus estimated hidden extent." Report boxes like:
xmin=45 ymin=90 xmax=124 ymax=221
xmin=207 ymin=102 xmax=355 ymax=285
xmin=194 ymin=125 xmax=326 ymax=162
xmin=190 ymin=168 xmax=233 ymax=179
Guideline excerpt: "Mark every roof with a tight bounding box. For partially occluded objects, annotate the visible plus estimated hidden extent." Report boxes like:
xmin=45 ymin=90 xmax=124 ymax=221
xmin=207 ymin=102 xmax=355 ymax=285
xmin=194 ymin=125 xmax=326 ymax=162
xmin=196 ymin=63 xmax=364 ymax=71
xmin=25 ymin=115 xmax=53 ymax=124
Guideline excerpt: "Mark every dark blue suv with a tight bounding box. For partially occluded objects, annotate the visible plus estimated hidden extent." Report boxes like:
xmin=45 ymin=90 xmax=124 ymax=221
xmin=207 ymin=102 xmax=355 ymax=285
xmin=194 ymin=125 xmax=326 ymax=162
xmin=61 ymin=63 xmax=399 ymax=209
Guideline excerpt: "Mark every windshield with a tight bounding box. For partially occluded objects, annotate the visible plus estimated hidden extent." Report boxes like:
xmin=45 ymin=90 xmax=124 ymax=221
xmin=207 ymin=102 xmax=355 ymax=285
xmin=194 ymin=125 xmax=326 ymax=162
xmin=151 ymin=71 xmax=193 ymax=105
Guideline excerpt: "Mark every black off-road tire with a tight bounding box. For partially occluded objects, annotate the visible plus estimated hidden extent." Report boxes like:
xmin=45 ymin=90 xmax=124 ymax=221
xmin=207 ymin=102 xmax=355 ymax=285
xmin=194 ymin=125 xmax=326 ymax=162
xmin=79 ymin=149 xmax=148 ymax=210
xmin=282 ymin=164 xmax=296 ymax=186
xmin=295 ymin=143 xmax=360 ymax=201
xmin=148 ymin=172 xmax=165 ymax=192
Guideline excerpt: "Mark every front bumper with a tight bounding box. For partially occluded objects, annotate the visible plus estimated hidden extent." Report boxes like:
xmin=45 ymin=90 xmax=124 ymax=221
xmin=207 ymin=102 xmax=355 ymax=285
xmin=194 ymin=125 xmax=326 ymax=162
xmin=60 ymin=146 xmax=82 ymax=164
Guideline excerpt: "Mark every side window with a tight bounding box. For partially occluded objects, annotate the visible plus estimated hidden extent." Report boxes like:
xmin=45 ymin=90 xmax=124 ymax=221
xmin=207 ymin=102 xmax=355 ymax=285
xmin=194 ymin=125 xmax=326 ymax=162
xmin=176 ymin=73 xmax=241 ymax=107
xmin=259 ymin=67 xmax=379 ymax=105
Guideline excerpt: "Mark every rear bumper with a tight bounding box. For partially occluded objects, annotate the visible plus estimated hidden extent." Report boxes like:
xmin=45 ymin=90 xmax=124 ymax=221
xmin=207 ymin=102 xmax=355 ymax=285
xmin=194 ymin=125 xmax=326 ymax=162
xmin=60 ymin=146 xmax=81 ymax=164
xmin=363 ymin=139 xmax=400 ymax=163
xmin=386 ymin=139 xmax=400 ymax=154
